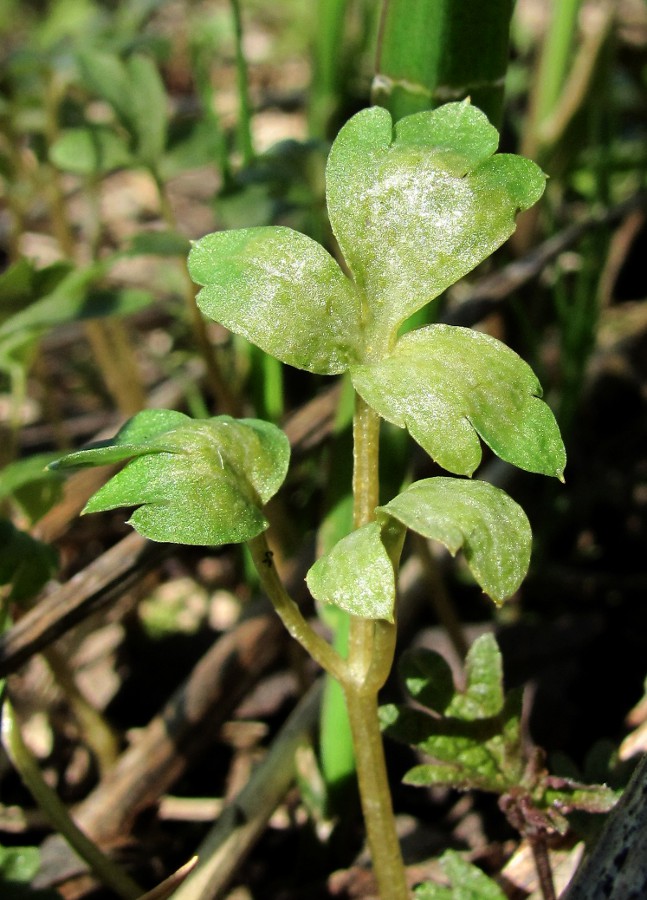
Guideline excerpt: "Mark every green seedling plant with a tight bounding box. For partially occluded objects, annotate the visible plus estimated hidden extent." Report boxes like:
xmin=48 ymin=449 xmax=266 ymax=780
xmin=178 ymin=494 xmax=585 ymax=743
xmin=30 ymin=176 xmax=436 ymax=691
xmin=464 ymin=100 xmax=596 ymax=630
xmin=52 ymin=101 xmax=567 ymax=898
xmin=382 ymin=634 xmax=618 ymax=899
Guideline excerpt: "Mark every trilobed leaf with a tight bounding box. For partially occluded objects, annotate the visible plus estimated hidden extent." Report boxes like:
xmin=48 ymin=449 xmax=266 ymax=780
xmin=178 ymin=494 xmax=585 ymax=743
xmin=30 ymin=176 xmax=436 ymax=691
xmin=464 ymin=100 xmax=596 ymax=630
xmin=189 ymin=103 xmax=545 ymax=375
xmin=188 ymin=227 xmax=361 ymax=374
xmin=379 ymin=478 xmax=531 ymax=604
xmin=50 ymin=410 xmax=290 ymax=546
xmin=352 ymin=324 xmax=566 ymax=478
xmin=326 ymin=103 xmax=546 ymax=339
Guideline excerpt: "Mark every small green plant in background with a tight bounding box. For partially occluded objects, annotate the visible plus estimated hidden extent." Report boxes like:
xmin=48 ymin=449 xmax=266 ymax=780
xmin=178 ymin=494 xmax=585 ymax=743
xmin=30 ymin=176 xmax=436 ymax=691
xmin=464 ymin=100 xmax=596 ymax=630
xmin=51 ymin=100 xmax=575 ymax=897
xmin=383 ymin=634 xmax=618 ymax=898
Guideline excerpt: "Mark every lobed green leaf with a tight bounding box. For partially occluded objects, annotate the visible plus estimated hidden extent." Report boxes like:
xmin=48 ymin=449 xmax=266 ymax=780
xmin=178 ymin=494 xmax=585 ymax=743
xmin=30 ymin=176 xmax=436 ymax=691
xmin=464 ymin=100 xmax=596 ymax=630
xmin=414 ymin=850 xmax=508 ymax=899
xmin=379 ymin=478 xmax=531 ymax=604
xmin=352 ymin=325 xmax=566 ymax=478
xmin=380 ymin=703 xmax=507 ymax=790
xmin=50 ymin=411 xmax=290 ymax=546
xmin=446 ymin=634 xmax=504 ymax=720
xmin=398 ymin=648 xmax=455 ymax=713
xmin=326 ymin=103 xmax=546 ymax=342
xmin=188 ymin=227 xmax=361 ymax=374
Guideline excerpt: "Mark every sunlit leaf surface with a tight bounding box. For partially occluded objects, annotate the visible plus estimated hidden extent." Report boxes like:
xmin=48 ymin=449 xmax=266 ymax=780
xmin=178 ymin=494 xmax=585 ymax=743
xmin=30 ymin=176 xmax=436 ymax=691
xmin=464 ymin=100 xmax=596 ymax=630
xmin=379 ymin=478 xmax=531 ymax=603
xmin=51 ymin=410 xmax=290 ymax=546
xmin=189 ymin=227 xmax=361 ymax=374
xmin=352 ymin=325 xmax=565 ymax=478
xmin=306 ymin=522 xmax=396 ymax=621
xmin=327 ymin=103 xmax=546 ymax=343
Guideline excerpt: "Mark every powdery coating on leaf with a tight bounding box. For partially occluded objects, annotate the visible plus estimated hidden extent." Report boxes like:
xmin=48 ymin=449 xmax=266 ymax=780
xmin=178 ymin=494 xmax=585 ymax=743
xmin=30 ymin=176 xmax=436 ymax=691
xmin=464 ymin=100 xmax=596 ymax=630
xmin=75 ymin=415 xmax=290 ymax=546
xmin=88 ymin=449 xmax=269 ymax=544
xmin=306 ymin=521 xmax=396 ymax=621
xmin=351 ymin=325 xmax=566 ymax=478
xmin=326 ymin=104 xmax=546 ymax=343
xmin=379 ymin=478 xmax=531 ymax=604
xmin=188 ymin=227 xmax=361 ymax=374
xmin=394 ymin=103 xmax=499 ymax=174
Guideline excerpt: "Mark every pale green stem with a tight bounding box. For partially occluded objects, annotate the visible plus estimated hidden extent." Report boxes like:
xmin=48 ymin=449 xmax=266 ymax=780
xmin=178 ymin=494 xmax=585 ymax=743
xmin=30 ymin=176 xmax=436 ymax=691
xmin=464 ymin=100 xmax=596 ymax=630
xmin=346 ymin=393 xmax=409 ymax=899
xmin=345 ymin=686 xmax=409 ymax=900
xmin=1 ymin=697 xmax=142 ymax=900
xmin=247 ymin=532 xmax=347 ymax=683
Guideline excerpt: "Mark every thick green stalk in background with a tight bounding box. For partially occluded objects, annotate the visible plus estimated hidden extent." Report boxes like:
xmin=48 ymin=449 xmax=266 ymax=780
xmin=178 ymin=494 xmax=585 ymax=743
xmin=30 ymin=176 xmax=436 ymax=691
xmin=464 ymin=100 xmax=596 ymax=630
xmin=374 ymin=0 xmax=514 ymax=126
xmin=309 ymin=0 xmax=349 ymax=138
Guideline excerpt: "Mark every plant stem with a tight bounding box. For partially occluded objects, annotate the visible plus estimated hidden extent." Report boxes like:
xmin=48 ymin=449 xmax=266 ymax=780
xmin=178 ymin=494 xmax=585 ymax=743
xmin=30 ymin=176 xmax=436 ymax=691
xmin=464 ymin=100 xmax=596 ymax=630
xmin=247 ymin=532 xmax=346 ymax=682
xmin=374 ymin=0 xmax=514 ymax=126
xmin=345 ymin=686 xmax=408 ymax=899
xmin=346 ymin=393 xmax=409 ymax=899
xmin=529 ymin=834 xmax=557 ymax=900
xmin=1 ymin=697 xmax=143 ymax=900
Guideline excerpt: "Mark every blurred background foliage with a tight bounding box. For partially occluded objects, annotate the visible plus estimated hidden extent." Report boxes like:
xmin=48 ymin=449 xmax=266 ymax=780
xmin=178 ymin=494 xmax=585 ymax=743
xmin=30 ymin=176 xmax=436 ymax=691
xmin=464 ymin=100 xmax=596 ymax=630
xmin=0 ymin=0 xmax=647 ymax=896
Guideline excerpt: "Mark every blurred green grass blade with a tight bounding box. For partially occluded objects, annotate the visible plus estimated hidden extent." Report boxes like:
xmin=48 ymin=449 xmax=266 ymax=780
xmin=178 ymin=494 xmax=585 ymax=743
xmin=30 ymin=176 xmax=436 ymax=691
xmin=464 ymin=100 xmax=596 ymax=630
xmin=531 ymin=0 xmax=583 ymax=131
xmin=309 ymin=0 xmax=349 ymax=138
xmin=230 ymin=0 xmax=255 ymax=166
xmin=374 ymin=0 xmax=514 ymax=125
xmin=319 ymin=614 xmax=355 ymax=806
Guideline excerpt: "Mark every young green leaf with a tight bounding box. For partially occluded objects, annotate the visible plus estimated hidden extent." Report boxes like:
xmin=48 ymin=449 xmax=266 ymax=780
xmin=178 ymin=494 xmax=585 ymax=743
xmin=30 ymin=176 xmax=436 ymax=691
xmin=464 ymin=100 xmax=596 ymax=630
xmin=378 ymin=478 xmax=531 ymax=604
xmin=188 ymin=227 xmax=361 ymax=374
xmin=398 ymin=648 xmax=455 ymax=713
xmin=352 ymin=325 xmax=566 ymax=478
xmin=0 ymin=520 xmax=58 ymax=603
xmin=77 ymin=50 xmax=134 ymax=127
xmin=379 ymin=702 xmax=510 ymax=791
xmin=49 ymin=126 xmax=133 ymax=176
xmin=413 ymin=850 xmax=508 ymax=899
xmin=306 ymin=521 xmax=398 ymax=621
xmin=446 ymin=634 xmax=504 ymax=720
xmin=0 ymin=261 xmax=152 ymax=340
xmin=381 ymin=683 xmax=524 ymax=793
xmin=326 ymin=103 xmax=546 ymax=341
xmin=51 ymin=411 xmax=290 ymax=546
xmin=0 ymin=844 xmax=41 ymax=885
xmin=0 ymin=452 xmax=64 ymax=524
xmin=0 ymin=258 xmax=73 ymax=324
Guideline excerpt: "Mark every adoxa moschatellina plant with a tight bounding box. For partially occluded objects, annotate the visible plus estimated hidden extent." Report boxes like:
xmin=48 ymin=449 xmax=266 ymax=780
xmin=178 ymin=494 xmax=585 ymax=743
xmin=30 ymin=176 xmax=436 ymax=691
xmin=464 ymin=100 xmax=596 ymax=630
xmin=52 ymin=102 xmax=566 ymax=898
